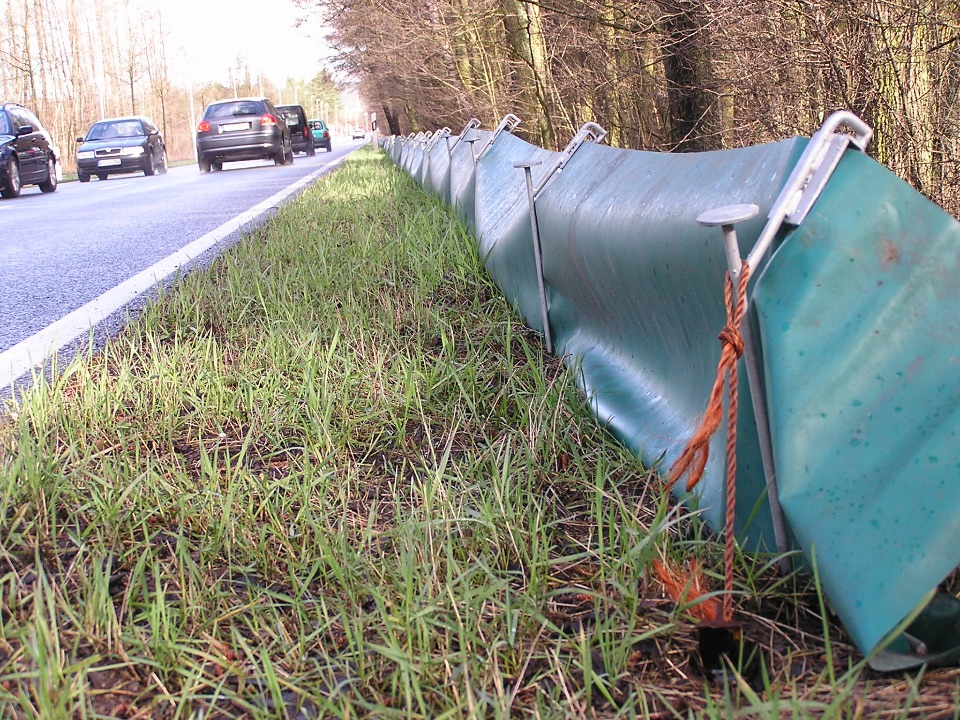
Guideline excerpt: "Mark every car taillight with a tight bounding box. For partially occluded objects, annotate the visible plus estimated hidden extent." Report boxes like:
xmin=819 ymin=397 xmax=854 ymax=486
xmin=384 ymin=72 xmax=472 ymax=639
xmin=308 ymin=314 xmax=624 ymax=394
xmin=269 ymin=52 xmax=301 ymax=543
xmin=260 ymin=114 xmax=277 ymax=126
xmin=197 ymin=120 xmax=210 ymax=132
xmin=303 ymin=127 xmax=310 ymax=138
xmin=323 ymin=131 xmax=329 ymax=138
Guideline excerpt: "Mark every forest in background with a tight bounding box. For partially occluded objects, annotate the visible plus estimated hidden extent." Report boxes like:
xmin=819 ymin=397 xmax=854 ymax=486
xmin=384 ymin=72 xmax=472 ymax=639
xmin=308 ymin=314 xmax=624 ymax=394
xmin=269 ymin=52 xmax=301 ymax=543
xmin=4 ymin=0 xmax=959 ymax=217
xmin=0 ymin=0 xmax=342 ymax=173
xmin=303 ymin=0 xmax=960 ymax=217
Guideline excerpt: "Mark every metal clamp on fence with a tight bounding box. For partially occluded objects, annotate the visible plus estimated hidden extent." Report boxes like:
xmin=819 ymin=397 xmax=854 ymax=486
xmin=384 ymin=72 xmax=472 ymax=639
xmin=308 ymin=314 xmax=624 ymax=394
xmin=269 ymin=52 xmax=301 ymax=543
xmin=427 ymin=128 xmax=450 ymax=152
xmin=745 ymin=110 xmax=872 ymax=275
xmin=476 ymin=114 xmax=522 ymax=160
xmin=449 ymin=118 xmax=482 ymax=155
xmin=533 ymin=121 xmax=608 ymax=197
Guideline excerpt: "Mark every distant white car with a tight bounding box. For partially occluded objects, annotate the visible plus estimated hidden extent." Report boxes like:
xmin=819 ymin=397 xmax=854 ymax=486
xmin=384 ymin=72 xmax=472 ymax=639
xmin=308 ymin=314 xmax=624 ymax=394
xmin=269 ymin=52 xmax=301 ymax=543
xmin=352 ymin=128 xmax=365 ymax=140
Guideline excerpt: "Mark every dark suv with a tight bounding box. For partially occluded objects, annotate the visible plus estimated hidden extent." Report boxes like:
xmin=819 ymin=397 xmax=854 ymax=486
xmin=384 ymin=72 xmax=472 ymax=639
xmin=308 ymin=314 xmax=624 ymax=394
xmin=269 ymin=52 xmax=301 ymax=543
xmin=277 ymin=104 xmax=314 ymax=156
xmin=0 ymin=101 xmax=59 ymax=198
xmin=196 ymin=97 xmax=293 ymax=172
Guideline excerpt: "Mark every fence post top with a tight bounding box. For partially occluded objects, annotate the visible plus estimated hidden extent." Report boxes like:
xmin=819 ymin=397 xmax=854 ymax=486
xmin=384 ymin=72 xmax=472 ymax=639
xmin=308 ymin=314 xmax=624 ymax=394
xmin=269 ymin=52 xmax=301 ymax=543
xmin=697 ymin=204 xmax=760 ymax=228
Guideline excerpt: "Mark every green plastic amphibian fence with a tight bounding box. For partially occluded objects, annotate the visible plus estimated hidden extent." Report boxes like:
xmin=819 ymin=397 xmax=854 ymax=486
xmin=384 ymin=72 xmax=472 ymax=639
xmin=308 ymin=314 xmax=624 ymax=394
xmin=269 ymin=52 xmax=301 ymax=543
xmin=380 ymin=111 xmax=960 ymax=671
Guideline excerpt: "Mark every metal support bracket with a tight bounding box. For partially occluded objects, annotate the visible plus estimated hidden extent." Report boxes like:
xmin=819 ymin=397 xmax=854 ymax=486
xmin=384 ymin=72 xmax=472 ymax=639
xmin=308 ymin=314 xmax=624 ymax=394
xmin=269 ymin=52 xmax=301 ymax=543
xmin=533 ymin=122 xmax=608 ymax=197
xmin=476 ymin=114 xmax=521 ymax=160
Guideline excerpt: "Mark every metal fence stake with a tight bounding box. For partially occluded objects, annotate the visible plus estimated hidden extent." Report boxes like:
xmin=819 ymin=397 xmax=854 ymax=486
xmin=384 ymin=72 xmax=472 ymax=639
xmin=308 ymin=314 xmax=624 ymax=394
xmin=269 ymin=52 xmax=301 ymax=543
xmin=697 ymin=203 xmax=790 ymax=573
xmin=465 ymin=135 xmax=480 ymax=166
xmin=515 ymin=160 xmax=553 ymax=354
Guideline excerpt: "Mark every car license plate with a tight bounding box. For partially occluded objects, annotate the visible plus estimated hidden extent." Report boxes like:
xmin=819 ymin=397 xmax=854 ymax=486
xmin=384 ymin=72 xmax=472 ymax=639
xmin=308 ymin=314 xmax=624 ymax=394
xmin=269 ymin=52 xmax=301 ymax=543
xmin=221 ymin=122 xmax=249 ymax=132
xmin=98 ymin=158 xmax=121 ymax=167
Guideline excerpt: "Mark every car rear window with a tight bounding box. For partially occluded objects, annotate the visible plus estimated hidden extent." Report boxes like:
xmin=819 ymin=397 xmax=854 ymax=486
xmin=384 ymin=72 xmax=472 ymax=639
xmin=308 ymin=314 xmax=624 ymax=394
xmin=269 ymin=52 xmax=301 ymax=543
xmin=205 ymin=101 xmax=264 ymax=119
xmin=278 ymin=107 xmax=304 ymax=127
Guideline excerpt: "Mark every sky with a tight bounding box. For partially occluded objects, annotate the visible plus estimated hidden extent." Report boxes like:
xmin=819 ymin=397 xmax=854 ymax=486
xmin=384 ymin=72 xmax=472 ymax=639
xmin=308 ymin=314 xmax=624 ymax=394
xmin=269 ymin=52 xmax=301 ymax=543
xmin=156 ymin=0 xmax=333 ymax=88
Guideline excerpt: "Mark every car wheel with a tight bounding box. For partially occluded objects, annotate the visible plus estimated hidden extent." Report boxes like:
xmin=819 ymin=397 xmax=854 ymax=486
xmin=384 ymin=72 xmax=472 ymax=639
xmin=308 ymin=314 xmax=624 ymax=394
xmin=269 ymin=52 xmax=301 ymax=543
xmin=199 ymin=158 xmax=211 ymax=173
xmin=212 ymin=161 xmax=223 ymax=172
xmin=285 ymin=142 xmax=294 ymax=164
xmin=0 ymin=158 xmax=21 ymax=198
xmin=97 ymin=173 xmax=108 ymax=181
xmin=327 ymin=144 xmax=333 ymax=152
xmin=38 ymin=157 xmax=58 ymax=193
xmin=78 ymin=170 xmax=90 ymax=183
xmin=143 ymin=151 xmax=156 ymax=176
xmin=158 ymin=149 xmax=168 ymax=174
xmin=274 ymin=148 xmax=285 ymax=166
xmin=307 ymin=143 xmax=315 ymax=157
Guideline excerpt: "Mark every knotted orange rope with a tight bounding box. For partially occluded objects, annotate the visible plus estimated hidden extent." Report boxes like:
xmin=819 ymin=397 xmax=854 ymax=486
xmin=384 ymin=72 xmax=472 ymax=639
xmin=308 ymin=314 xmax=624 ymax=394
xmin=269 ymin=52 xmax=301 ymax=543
xmin=666 ymin=260 xmax=751 ymax=622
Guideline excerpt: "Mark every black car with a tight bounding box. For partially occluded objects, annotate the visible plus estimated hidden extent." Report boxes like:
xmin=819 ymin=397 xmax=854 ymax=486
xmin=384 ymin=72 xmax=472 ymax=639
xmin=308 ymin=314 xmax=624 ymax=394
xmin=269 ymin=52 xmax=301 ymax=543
xmin=0 ymin=101 xmax=59 ymax=199
xmin=277 ymin=104 xmax=315 ymax=156
xmin=309 ymin=119 xmax=332 ymax=152
xmin=196 ymin=97 xmax=293 ymax=172
xmin=75 ymin=116 xmax=167 ymax=182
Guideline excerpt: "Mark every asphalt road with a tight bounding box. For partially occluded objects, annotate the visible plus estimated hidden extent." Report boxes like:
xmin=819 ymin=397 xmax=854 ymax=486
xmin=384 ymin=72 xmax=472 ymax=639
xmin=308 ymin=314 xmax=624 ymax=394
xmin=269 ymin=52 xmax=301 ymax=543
xmin=0 ymin=138 xmax=366 ymax=392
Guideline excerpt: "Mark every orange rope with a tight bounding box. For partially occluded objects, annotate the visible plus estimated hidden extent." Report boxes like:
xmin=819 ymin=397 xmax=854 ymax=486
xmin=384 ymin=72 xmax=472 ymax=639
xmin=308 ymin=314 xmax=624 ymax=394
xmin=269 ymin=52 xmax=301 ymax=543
xmin=666 ymin=260 xmax=750 ymax=622
xmin=653 ymin=558 xmax=720 ymax=623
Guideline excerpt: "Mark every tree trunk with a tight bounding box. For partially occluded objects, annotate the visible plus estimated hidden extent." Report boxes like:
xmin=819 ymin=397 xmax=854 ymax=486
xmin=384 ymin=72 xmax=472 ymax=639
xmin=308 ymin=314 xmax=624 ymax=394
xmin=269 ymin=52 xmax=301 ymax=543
xmin=657 ymin=0 xmax=719 ymax=152
xmin=500 ymin=0 xmax=556 ymax=147
xmin=382 ymin=103 xmax=402 ymax=136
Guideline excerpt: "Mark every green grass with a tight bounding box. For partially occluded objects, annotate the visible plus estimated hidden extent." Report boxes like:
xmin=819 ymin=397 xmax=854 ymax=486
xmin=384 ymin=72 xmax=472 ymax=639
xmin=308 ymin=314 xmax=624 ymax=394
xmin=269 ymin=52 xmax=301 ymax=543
xmin=1 ymin=148 xmax=957 ymax=717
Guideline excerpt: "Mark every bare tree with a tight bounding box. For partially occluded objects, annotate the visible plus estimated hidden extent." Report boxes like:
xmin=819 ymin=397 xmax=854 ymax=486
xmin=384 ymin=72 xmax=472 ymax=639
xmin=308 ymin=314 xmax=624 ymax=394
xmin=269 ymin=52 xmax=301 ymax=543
xmin=297 ymin=0 xmax=960 ymax=214
xmin=656 ymin=0 xmax=721 ymax=151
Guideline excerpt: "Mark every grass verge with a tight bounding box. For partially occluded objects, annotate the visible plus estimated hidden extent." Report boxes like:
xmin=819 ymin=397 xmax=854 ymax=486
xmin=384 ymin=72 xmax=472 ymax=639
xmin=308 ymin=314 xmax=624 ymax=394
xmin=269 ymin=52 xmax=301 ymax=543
xmin=1 ymin=148 xmax=958 ymax=718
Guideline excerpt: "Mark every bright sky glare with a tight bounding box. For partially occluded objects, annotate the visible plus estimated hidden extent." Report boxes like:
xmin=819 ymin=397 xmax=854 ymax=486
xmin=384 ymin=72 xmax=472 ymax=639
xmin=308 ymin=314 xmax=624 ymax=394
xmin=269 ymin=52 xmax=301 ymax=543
xmin=157 ymin=0 xmax=332 ymax=87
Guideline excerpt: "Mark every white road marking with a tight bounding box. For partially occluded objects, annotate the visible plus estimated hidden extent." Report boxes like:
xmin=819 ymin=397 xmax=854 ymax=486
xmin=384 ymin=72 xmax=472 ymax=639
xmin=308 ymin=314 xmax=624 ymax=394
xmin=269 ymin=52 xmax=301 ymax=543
xmin=1 ymin=158 xmax=345 ymax=390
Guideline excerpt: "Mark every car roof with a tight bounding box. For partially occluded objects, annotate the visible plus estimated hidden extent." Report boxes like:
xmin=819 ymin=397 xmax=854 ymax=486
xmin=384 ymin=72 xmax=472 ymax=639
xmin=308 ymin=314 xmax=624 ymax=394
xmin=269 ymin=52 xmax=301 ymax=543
xmin=208 ymin=96 xmax=270 ymax=105
xmin=91 ymin=116 xmax=148 ymax=123
xmin=0 ymin=101 xmax=32 ymax=110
